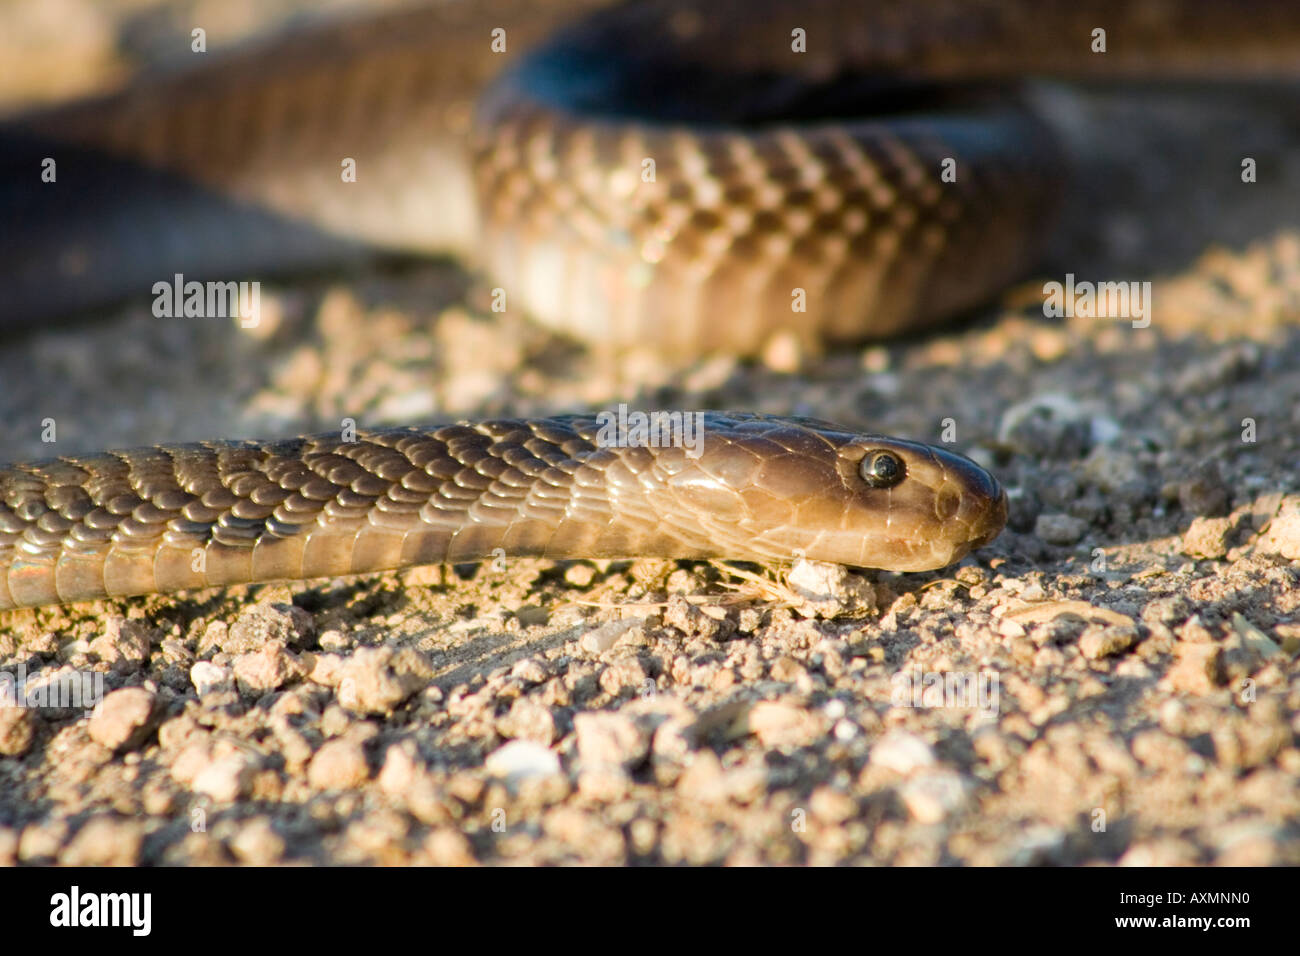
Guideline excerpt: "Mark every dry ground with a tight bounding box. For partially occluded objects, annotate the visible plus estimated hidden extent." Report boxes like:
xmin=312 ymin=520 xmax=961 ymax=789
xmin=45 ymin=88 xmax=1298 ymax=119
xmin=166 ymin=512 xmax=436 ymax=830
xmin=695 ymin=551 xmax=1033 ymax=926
xmin=0 ymin=0 xmax=1298 ymax=866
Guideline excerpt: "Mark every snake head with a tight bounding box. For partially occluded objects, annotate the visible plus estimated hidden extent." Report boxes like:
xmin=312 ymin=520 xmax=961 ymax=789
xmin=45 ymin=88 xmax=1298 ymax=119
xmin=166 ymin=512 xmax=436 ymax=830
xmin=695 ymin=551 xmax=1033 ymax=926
xmin=667 ymin=417 xmax=1006 ymax=573
xmin=823 ymin=435 xmax=1007 ymax=572
xmin=710 ymin=424 xmax=1005 ymax=572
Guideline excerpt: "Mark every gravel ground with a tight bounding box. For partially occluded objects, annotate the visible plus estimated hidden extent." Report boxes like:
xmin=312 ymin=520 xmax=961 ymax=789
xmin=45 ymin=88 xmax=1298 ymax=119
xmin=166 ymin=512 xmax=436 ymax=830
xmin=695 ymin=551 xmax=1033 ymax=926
xmin=1 ymin=0 xmax=1299 ymax=866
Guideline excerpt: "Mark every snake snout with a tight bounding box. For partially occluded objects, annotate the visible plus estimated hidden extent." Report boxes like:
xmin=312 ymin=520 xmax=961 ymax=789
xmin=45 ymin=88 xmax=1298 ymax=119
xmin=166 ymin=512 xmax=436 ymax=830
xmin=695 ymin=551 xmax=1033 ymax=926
xmin=924 ymin=444 xmax=1007 ymax=559
xmin=962 ymin=475 xmax=1008 ymax=551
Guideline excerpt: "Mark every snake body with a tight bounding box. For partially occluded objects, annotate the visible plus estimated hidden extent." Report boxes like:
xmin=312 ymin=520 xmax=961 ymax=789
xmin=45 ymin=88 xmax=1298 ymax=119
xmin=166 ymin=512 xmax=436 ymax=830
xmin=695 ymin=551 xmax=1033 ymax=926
xmin=7 ymin=0 xmax=1300 ymax=346
xmin=0 ymin=415 xmax=1006 ymax=609
xmin=2 ymin=1 xmax=1298 ymax=607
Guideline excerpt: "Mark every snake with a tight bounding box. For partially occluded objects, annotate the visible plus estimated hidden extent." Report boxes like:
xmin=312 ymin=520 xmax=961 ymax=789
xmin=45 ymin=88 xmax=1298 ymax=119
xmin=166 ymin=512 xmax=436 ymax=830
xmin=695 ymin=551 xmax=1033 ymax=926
xmin=0 ymin=415 xmax=1006 ymax=609
xmin=1 ymin=0 xmax=1297 ymax=609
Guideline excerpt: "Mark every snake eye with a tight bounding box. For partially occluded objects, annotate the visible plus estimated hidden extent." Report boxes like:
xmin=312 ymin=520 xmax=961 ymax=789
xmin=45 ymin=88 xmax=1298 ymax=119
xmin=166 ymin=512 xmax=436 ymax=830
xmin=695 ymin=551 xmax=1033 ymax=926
xmin=859 ymin=450 xmax=905 ymax=488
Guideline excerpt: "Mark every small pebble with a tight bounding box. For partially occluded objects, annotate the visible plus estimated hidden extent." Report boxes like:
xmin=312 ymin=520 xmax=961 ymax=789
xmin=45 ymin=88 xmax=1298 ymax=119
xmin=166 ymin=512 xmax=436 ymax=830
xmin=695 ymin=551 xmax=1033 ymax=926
xmin=307 ymin=737 xmax=371 ymax=790
xmin=484 ymin=740 xmax=561 ymax=786
xmin=190 ymin=661 xmax=233 ymax=696
xmin=1256 ymin=495 xmax=1300 ymax=559
xmin=87 ymin=687 xmax=159 ymax=752
xmin=0 ymin=706 xmax=35 ymax=756
xmin=898 ymin=771 xmax=973 ymax=824
xmin=59 ymin=817 xmax=143 ymax=867
xmin=336 ymin=646 xmax=433 ymax=715
xmin=1182 ymin=515 xmax=1234 ymax=558
xmin=788 ymin=559 xmax=876 ymax=618
xmin=870 ymin=730 xmax=937 ymax=775
xmin=1034 ymin=513 xmax=1088 ymax=546
xmin=193 ymin=754 xmax=256 ymax=802
xmin=1079 ymin=624 xmax=1138 ymax=660
xmin=574 ymin=712 xmax=650 ymax=769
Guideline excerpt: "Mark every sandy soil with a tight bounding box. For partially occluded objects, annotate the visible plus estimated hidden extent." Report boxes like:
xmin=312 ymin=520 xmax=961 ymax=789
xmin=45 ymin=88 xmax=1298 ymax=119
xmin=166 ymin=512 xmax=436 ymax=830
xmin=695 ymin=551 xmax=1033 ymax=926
xmin=1 ymin=0 xmax=1299 ymax=866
